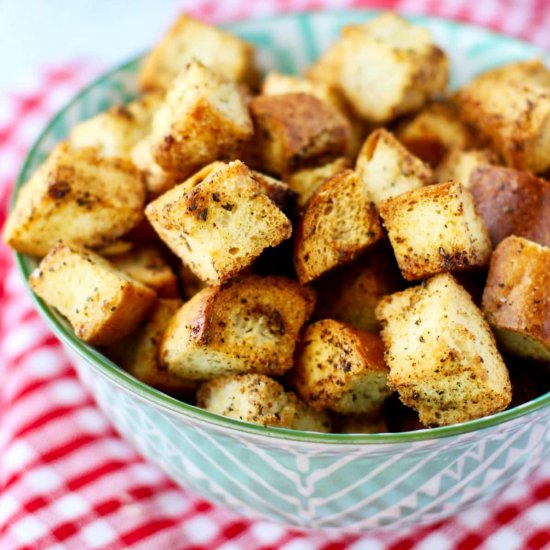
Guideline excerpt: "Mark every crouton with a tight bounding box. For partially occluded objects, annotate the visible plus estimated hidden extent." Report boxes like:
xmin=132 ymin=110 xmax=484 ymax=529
xmin=291 ymin=319 xmax=391 ymax=415
xmin=314 ymin=243 xmax=402 ymax=332
xmin=105 ymin=299 xmax=195 ymax=394
xmin=335 ymin=413 xmax=388 ymax=434
xmin=290 ymin=395 xmax=332 ymax=433
xmin=306 ymin=39 xmax=346 ymax=90
xmin=469 ymin=166 xmax=550 ymax=247
xmin=355 ymin=129 xmax=432 ymax=205
xmin=197 ymin=374 xmax=296 ymax=428
xmin=3 ymin=143 xmax=145 ymax=257
xmin=337 ymin=13 xmax=448 ymax=122
xmin=160 ymin=275 xmax=315 ymax=380
xmin=69 ymin=93 xmax=162 ymax=158
xmin=145 ymin=160 xmax=292 ymax=284
xmin=457 ymin=59 xmax=550 ymax=173
xmin=436 ymin=148 xmax=499 ymax=188
xmin=29 ymin=243 xmax=156 ymax=345
xmin=482 ymin=236 xmax=550 ymax=362
xmin=179 ymin=262 xmax=207 ymax=300
xmin=379 ymin=181 xmax=492 ymax=281
xmin=150 ymin=61 xmax=253 ymax=176
xmin=286 ymin=157 xmax=351 ymax=209
xmin=395 ymin=101 xmax=473 ymax=166
xmin=249 ymin=93 xmax=351 ymax=176
xmin=294 ymin=169 xmax=383 ymax=284
xmin=139 ymin=14 xmax=258 ymax=92
xmin=109 ymin=246 xmax=179 ymax=298
xmin=376 ymin=273 xmax=511 ymax=426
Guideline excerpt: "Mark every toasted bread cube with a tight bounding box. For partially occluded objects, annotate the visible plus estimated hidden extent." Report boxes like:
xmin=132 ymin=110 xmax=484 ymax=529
xmin=197 ymin=374 xmax=296 ymax=428
xmin=29 ymin=243 xmax=156 ymax=345
xmin=146 ymin=161 xmax=292 ymax=284
xmin=292 ymin=319 xmax=391 ymax=414
xmin=139 ymin=14 xmax=258 ymax=92
xmin=160 ymin=275 xmax=315 ymax=380
xmin=149 ymin=61 xmax=253 ymax=176
xmin=337 ymin=13 xmax=448 ymax=122
xmin=376 ymin=273 xmax=511 ymax=426
xmin=379 ymin=181 xmax=492 ymax=281
xmin=395 ymin=101 xmax=473 ymax=166
xmin=482 ymin=236 xmax=550 ymax=362
xmin=335 ymin=413 xmax=388 ymax=434
xmin=105 ymin=299 xmax=195 ymax=394
xmin=3 ymin=143 xmax=145 ymax=257
xmin=287 ymin=157 xmax=351 ymax=209
xmin=306 ymin=39 xmax=346 ymax=90
xmin=314 ymin=243 xmax=402 ymax=332
xmin=458 ymin=60 xmax=550 ymax=173
xmin=290 ymin=396 xmax=332 ymax=433
xmin=355 ymin=129 xmax=432 ymax=205
xmin=109 ymin=246 xmax=179 ymax=298
xmin=294 ymin=169 xmax=383 ymax=284
xmin=469 ymin=166 xmax=550 ymax=248
xmin=249 ymin=93 xmax=350 ymax=176
xmin=436 ymin=148 xmax=499 ymax=188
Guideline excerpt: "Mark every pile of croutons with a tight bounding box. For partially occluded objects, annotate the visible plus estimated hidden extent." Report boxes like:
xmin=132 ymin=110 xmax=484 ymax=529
xmin=5 ymin=12 xmax=550 ymax=432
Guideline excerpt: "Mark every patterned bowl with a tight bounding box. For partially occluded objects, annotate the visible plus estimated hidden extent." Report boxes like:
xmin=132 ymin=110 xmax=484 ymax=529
xmin=13 ymin=10 xmax=550 ymax=532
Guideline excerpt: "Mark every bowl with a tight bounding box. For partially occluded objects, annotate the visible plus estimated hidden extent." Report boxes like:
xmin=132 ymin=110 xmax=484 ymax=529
xmin=13 ymin=10 xmax=550 ymax=532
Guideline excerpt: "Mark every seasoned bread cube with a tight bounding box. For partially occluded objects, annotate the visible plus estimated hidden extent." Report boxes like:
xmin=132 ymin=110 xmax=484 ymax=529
xmin=337 ymin=13 xmax=448 ymax=122
xmin=314 ymin=243 xmax=402 ymax=332
xmin=160 ymin=275 xmax=315 ymax=380
xmin=109 ymin=246 xmax=179 ymax=298
xmin=290 ymin=396 xmax=332 ymax=433
xmin=458 ymin=60 xmax=550 ymax=173
xmin=197 ymin=374 xmax=296 ymax=428
xmin=29 ymin=243 xmax=156 ymax=345
xmin=3 ymin=143 xmax=145 ymax=257
xmin=335 ymin=413 xmax=388 ymax=434
xmin=482 ymin=236 xmax=550 ymax=362
xmin=146 ymin=161 xmax=292 ymax=284
xmin=139 ymin=14 xmax=258 ymax=92
xmin=249 ymin=93 xmax=350 ymax=176
xmin=292 ymin=319 xmax=391 ymax=414
xmin=376 ymin=273 xmax=511 ymax=426
xmin=150 ymin=60 xmax=253 ymax=176
xmin=355 ymin=129 xmax=432 ymax=205
xmin=306 ymin=39 xmax=346 ymax=90
xmin=436 ymin=148 xmax=499 ymax=188
xmin=294 ymin=169 xmax=383 ymax=284
xmin=379 ymin=181 xmax=492 ymax=281
xmin=286 ymin=157 xmax=351 ymax=209
xmin=105 ymin=299 xmax=195 ymax=394
xmin=469 ymin=166 xmax=550 ymax=247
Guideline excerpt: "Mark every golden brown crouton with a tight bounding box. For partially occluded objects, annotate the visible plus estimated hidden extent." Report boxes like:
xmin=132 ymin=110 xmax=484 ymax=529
xmin=150 ymin=60 xmax=253 ymax=176
xmin=436 ymin=148 xmax=499 ymax=188
xmin=3 ymin=143 xmax=145 ymax=257
xmin=337 ymin=13 xmax=448 ymax=122
xmin=105 ymin=299 xmax=195 ymax=395
xmin=109 ymin=246 xmax=179 ymax=298
xmin=482 ymin=236 xmax=550 ymax=362
xmin=249 ymin=93 xmax=351 ymax=176
xmin=290 ymin=395 xmax=332 ymax=433
xmin=355 ymin=129 xmax=432 ymax=205
xmin=457 ymin=60 xmax=550 ymax=173
xmin=145 ymin=161 xmax=292 ymax=284
xmin=376 ymin=273 xmax=511 ymax=426
xmin=286 ymin=157 xmax=351 ymax=209
xmin=197 ymin=374 xmax=296 ymax=428
xmin=469 ymin=166 xmax=550 ymax=247
xmin=139 ymin=14 xmax=258 ymax=92
xmin=294 ymin=169 xmax=383 ymax=284
xmin=160 ymin=275 xmax=315 ymax=380
xmin=314 ymin=243 xmax=402 ymax=332
xmin=292 ymin=319 xmax=391 ymax=415
xmin=379 ymin=181 xmax=492 ymax=281
xmin=29 ymin=243 xmax=156 ymax=345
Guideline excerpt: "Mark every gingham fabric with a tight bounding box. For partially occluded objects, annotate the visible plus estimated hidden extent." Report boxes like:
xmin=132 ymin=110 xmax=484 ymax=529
xmin=1 ymin=1 xmax=550 ymax=549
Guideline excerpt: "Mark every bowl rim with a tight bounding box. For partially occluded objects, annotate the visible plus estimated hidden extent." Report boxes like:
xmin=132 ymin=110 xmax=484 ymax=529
xmin=12 ymin=9 xmax=550 ymax=445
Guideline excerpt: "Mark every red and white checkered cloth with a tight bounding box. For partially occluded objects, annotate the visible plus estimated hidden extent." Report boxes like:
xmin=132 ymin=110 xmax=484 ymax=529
xmin=2 ymin=1 xmax=550 ymax=549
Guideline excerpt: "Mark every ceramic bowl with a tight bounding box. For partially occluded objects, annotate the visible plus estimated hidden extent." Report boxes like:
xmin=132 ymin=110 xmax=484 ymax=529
xmin=13 ymin=10 xmax=550 ymax=532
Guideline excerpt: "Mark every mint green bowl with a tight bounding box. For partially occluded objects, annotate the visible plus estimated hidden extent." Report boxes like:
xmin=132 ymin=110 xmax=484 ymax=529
xmin=14 ymin=11 xmax=550 ymax=531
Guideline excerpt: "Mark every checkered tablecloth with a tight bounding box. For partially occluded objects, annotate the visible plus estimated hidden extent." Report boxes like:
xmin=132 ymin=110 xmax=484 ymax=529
xmin=1 ymin=1 xmax=550 ymax=549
